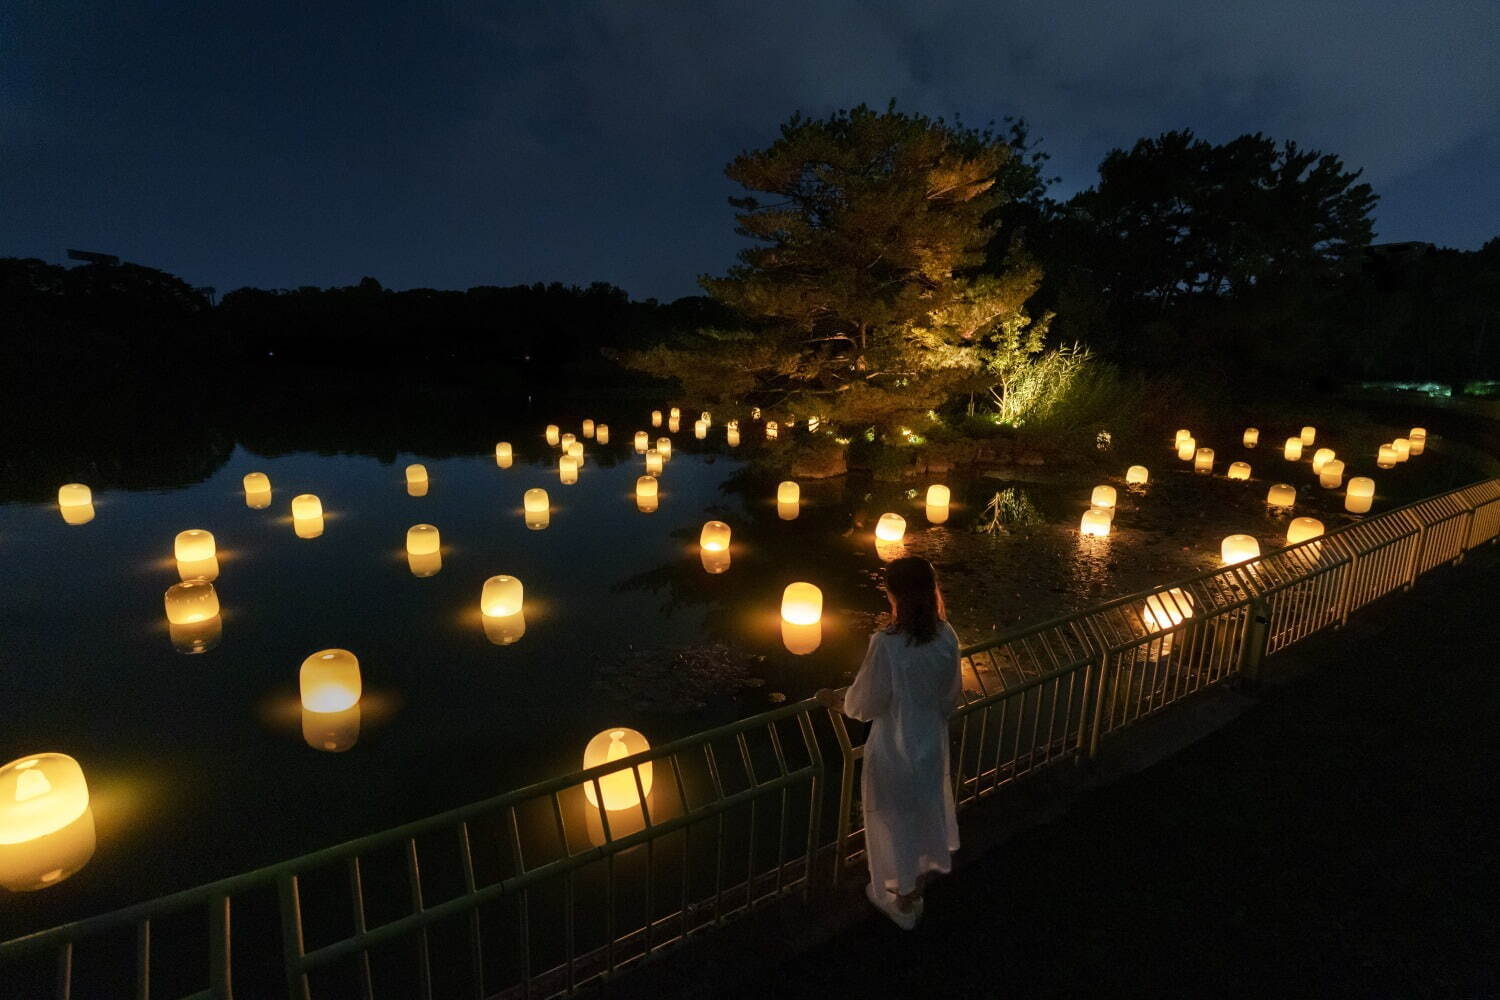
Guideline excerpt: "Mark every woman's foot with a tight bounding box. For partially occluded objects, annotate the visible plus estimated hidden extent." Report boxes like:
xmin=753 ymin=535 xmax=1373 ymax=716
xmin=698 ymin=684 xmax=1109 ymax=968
xmin=865 ymin=882 xmax=918 ymax=930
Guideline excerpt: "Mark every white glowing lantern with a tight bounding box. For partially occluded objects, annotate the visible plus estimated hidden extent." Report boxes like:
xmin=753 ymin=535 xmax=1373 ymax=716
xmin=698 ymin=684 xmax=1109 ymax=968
xmin=651 ymin=410 xmax=662 ymax=428
xmin=668 ymin=415 xmax=681 ymax=433
xmin=781 ymin=582 xmax=823 ymax=625
xmin=0 ymin=754 xmax=90 ymax=846
xmin=405 ymin=464 xmax=428 ymax=489
xmin=545 ymin=425 xmax=561 ymax=446
xmin=524 ymin=488 xmax=549 ymax=515
xmin=1346 ymin=477 xmax=1375 ymax=514
xmin=1194 ymin=448 xmax=1214 ymax=474
xmin=1220 ymin=534 xmax=1261 ymax=566
xmin=57 ymin=484 xmax=91 ymax=508
xmin=300 ymin=649 xmax=361 ymax=713
xmin=656 ymin=438 xmax=672 ymax=461
xmin=645 ymin=450 xmax=664 ymax=475
xmin=566 ymin=440 xmax=584 ymax=463
xmin=1393 ymin=438 xmax=1411 ymax=462
xmin=1177 ymin=436 xmax=1196 ymax=461
xmin=1408 ymin=427 xmax=1427 ymax=455
xmin=163 ymin=579 xmax=219 ymax=624
xmin=560 ymin=433 xmax=576 ymax=452
xmin=670 ymin=407 xmax=681 ymax=419
xmin=1227 ymin=461 xmax=1251 ymax=481
xmin=635 ymin=431 xmax=649 ymax=453
xmin=1243 ymin=428 xmax=1259 ymax=448
xmin=1079 ymin=508 xmax=1112 ymax=537
xmin=582 ymin=729 xmax=654 ymax=811
xmin=694 ymin=419 xmax=708 ymax=440
xmin=1286 ymin=517 xmax=1325 ymax=546
xmin=699 ymin=410 xmax=712 ymax=426
xmin=1174 ymin=429 xmax=1192 ymax=446
xmin=777 ymin=481 xmax=800 ymax=505
xmin=558 ymin=455 xmax=578 ymax=484
xmin=925 ymin=484 xmax=950 ymax=508
xmin=726 ymin=426 xmax=740 ymax=446
xmin=174 ymin=529 xmax=216 ymax=563
xmin=292 ymin=494 xmax=323 ymax=520
xmin=1300 ymin=426 xmax=1316 ymax=446
xmin=1311 ymin=448 xmax=1336 ymax=474
xmin=636 ymin=475 xmax=659 ymax=512
xmin=1266 ymin=483 xmax=1296 ymax=508
xmin=1091 ymin=485 xmax=1117 ymax=509
xmin=481 ymin=575 xmax=524 ymax=617
xmin=765 ymin=421 xmax=779 ymax=440
xmin=700 ymin=520 xmax=732 ymax=552
xmin=495 ymin=442 xmax=513 ymax=468
xmin=596 ymin=424 xmax=610 ymax=444
xmin=1142 ymin=588 xmax=1195 ymax=631
xmin=875 ymin=513 xmax=907 ymax=542
xmin=1123 ymin=465 xmax=1148 ymax=486
xmin=243 ymin=472 xmax=271 ymax=495
xmin=1377 ymin=444 xmax=1397 ymax=469
xmin=406 ymin=523 xmax=440 ymax=555
xmin=1284 ymin=438 xmax=1304 ymax=461
xmin=751 ymin=407 xmax=761 ymax=419
xmin=1319 ymin=459 xmax=1345 ymax=489
xmin=582 ymin=419 xmax=595 ymax=439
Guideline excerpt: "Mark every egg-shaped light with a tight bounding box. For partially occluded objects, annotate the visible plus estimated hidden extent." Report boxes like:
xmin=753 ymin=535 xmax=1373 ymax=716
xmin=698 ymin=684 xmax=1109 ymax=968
xmin=694 ymin=419 xmax=708 ymax=440
xmin=645 ymin=450 xmax=664 ymax=476
xmin=596 ymin=424 xmax=610 ymax=445
xmin=406 ymin=523 xmax=440 ymax=555
xmin=1174 ymin=429 xmax=1192 ymax=446
xmin=1286 ymin=517 xmax=1325 ymax=546
xmin=164 ymin=579 xmax=219 ymax=624
xmin=1091 ymin=485 xmax=1117 ymax=509
xmin=1220 ymin=534 xmax=1261 ymax=566
xmin=1266 ymin=483 xmax=1296 ymax=508
xmin=1141 ymin=588 xmax=1195 ymax=631
xmin=174 ymin=529 xmax=216 ymax=563
xmin=726 ymin=426 xmax=740 ymax=447
xmin=558 ymin=455 xmax=579 ymax=484
xmin=1125 ymin=465 xmax=1149 ymax=485
xmin=1300 ymin=426 xmax=1316 ymax=446
xmin=781 ymin=582 xmax=823 ymax=625
xmin=1319 ymin=459 xmax=1345 ymax=489
xmin=481 ymin=575 xmax=524 ymax=617
xmin=656 ymin=438 xmax=672 ymax=461
xmin=582 ymin=419 xmax=595 ymax=439
xmin=1243 ymin=428 xmax=1259 ymax=448
xmin=57 ymin=484 xmax=91 ymax=508
xmin=1227 ymin=461 xmax=1251 ymax=481
xmin=1283 ymin=438 xmax=1304 ymax=461
xmin=1311 ymin=448 xmax=1336 ymax=475
xmin=700 ymin=520 xmax=732 ymax=552
xmin=545 ymin=425 xmax=560 ymax=446
xmin=300 ymin=649 xmax=361 ymax=714
xmin=405 ymin=464 xmax=427 ymax=488
xmin=634 ymin=431 xmax=649 ymax=453
xmin=1393 ymin=438 xmax=1411 ymax=462
xmin=1176 ymin=437 xmax=1196 ymax=461
xmin=1194 ymin=448 xmax=1214 ymax=474
xmin=777 ymin=481 xmax=800 ymax=505
xmin=524 ymin=488 xmax=549 ymax=514
xmin=1377 ymin=444 xmax=1397 ymax=469
xmin=1345 ymin=477 xmax=1375 ymax=514
xmin=1079 ymin=508 xmax=1112 ymax=537
xmin=292 ymin=494 xmax=323 ymax=520
xmin=0 ymin=754 xmax=90 ymax=845
xmin=495 ymin=442 xmax=513 ymax=468
xmin=243 ymin=472 xmax=271 ymax=495
xmin=875 ymin=513 xmax=906 ymax=542
xmin=582 ymin=728 xmax=654 ymax=812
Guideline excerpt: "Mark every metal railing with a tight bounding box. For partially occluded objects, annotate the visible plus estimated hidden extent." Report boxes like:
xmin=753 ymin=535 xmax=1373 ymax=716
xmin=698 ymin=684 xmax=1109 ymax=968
xmin=5 ymin=478 xmax=1497 ymax=999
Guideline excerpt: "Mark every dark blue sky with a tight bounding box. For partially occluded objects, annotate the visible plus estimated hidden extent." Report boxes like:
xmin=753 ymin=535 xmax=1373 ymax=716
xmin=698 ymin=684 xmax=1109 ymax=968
xmin=3 ymin=1 xmax=1497 ymax=300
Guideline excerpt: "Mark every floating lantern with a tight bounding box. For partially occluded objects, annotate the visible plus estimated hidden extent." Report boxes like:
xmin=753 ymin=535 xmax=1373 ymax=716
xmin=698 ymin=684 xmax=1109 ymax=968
xmin=635 ymin=431 xmax=649 ymax=453
xmin=0 ymin=799 xmax=94 ymax=891
xmin=407 ymin=550 xmax=441 ymax=578
xmin=777 ymin=500 xmax=799 ymax=521
xmin=1227 ymin=461 xmax=1251 ymax=481
xmin=1408 ymin=434 xmax=1426 ymax=456
xmin=701 ymin=549 xmax=731 ymax=574
xmin=303 ymin=705 xmax=360 ymax=753
xmin=57 ymin=484 xmax=91 ymax=509
xmin=782 ymin=620 xmax=822 ymax=655
xmin=558 ymin=455 xmax=578 ymax=484
xmin=164 ymin=580 xmax=219 ymax=624
xmin=294 ymin=515 xmax=324 ymax=539
xmin=596 ymin=424 xmax=610 ymax=445
xmin=243 ymin=472 xmax=271 ymax=497
xmin=582 ymin=728 xmax=654 ymax=812
xmin=1266 ymin=483 xmax=1296 ymax=508
xmin=1174 ymin=429 xmax=1192 ymax=446
xmin=545 ymin=425 xmax=560 ymax=446
xmin=1126 ymin=465 xmax=1149 ymax=486
xmin=926 ymin=484 xmax=951 ymax=508
xmin=560 ymin=433 xmax=576 ymax=451
xmin=405 ymin=523 xmax=440 ymax=556
xmin=174 ymin=529 xmax=216 ymax=563
xmin=1194 ymin=448 xmax=1214 ymax=474
xmin=1220 ymin=534 xmax=1261 ymax=566
xmin=700 ymin=520 xmax=732 ymax=552
xmin=1079 ymin=508 xmax=1112 ymax=537
xmin=670 ymin=407 xmax=681 ymax=420
xmin=694 ymin=419 xmax=708 ymax=440
xmin=1091 ymin=485 xmax=1117 ymax=509
xmin=1286 ymin=517 xmax=1325 ymax=546
xmin=481 ymin=575 xmax=524 ymax=617
xmin=781 ymin=582 xmax=823 ymax=625
xmin=777 ymin=481 xmax=800 ymax=505
xmin=1176 ymin=436 xmax=1196 ymax=461
xmin=1346 ymin=477 xmax=1375 ymax=514
xmin=1283 ymin=438 xmax=1303 ymax=461
xmin=765 ymin=421 xmax=778 ymax=440
xmin=656 ymin=438 xmax=672 ymax=461
xmin=645 ymin=450 xmax=664 ymax=476
xmin=751 ymin=407 xmax=761 ymax=420
xmin=244 ymin=483 xmax=271 ymax=509
xmin=582 ymin=419 xmax=595 ymax=439
xmin=483 ymin=611 xmax=526 ymax=646
xmin=727 ymin=426 xmax=740 ymax=446
xmin=1319 ymin=459 xmax=1345 ymax=489
xmin=292 ymin=494 xmax=323 ymax=520
xmin=495 ymin=442 xmax=513 ymax=468
xmin=875 ymin=513 xmax=907 ymax=542
xmin=177 ymin=555 xmax=219 ymax=583
xmin=651 ymin=410 xmax=662 ymax=428
xmin=1142 ymin=588 xmax=1195 ymax=631
xmin=1393 ymin=437 xmax=1411 ymax=462
xmin=524 ymin=488 xmax=549 ymax=516
xmin=1311 ymin=448 xmax=1336 ymax=474
xmin=0 ymin=754 xmax=90 ymax=848
xmin=808 ymin=416 xmax=820 ymax=433
xmin=668 ymin=416 xmax=680 ymax=433
xmin=700 ymin=410 xmax=712 ymax=426
xmin=636 ymin=475 xmax=659 ymax=513
xmin=405 ymin=464 xmax=428 ymax=489
xmin=1243 ymin=428 xmax=1259 ymax=448
xmin=1377 ymin=444 xmax=1397 ymax=469
xmin=300 ymin=649 xmax=361 ymax=714
xmin=1300 ymin=426 xmax=1316 ymax=446
xmin=786 ymin=416 xmax=797 ymax=428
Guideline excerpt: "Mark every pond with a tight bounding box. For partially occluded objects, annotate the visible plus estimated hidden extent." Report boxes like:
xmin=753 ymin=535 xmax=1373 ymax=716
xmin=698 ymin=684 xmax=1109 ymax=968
xmin=1 ymin=392 xmax=1492 ymax=938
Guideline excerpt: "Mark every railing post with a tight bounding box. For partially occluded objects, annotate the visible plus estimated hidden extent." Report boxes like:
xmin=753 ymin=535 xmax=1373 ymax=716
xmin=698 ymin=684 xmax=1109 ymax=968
xmin=209 ymin=895 xmax=232 ymax=1000
xmin=1335 ymin=549 xmax=1358 ymax=627
xmin=1455 ymin=507 xmax=1476 ymax=564
xmin=1240 ymin=596 xmax=1271 ymax=690
xmin=1402 ymin=513 xmax=1426 ymax=590
xmin=1084 ymin=652 xmax=1113 ymax=761
xmin=826 ymin=711 xmax=858 ymax=885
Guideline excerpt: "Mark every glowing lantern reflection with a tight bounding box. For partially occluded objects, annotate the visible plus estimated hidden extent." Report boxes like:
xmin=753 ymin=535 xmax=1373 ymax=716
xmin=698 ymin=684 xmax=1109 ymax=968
xmin=170 ymin=614 xmax=222 ymax=654
xmin=559 ymin=455 xmax=578 ymax=484
xmin=1300 ymin=426 xmax=1316 ymax=446
xmin=651 ymin=410 xmax=662 ymax=428
xmin=0 ymin=804 xmax=94 ymax=891
xmin=1377 ymin=444 xmax=1397 ymax=469
xmin=701 ymin=549 xmax=731 ymax=574
xmin=405 ymin=464 xmax=428 ymax=488
xmin=1177 ymin=437 xmax=1196 ymax=461
xmin=1319 ymin=459 xmax=1345 ymax=489
xmin=59 ymin=503 xmax=95 ymax=525
xmin=164 ymin=580 xmax=219 ymax=624
xmin=636 ymin=475 xmax=659 ymax=513
xmin=596 ymin=424 xmax=610 ymax=445
xmin=582 ymin=728 xmax=654 ymax=812
xmin=407 ymin=550 xmax=441 ymax=578
xmin=58 ymin=484 xmax=91 ymax=509
xmin=656 ymin=438 xmax=672 ymax=461
xmin=1220 ymin=534 xmax=1260 ymax=566
xmin=694 ymin=419 xmax=707 ymax=440
xmin=765 ymin=421 xmax=779 ymax=440
xmin=782 ymin=620 xmax=822 ymax=654
xmin=1194 ymin=448 xmax=1214 ymax=474
xmin=700 ymin=521 xmax=732 ymax=552
xmin=303 ymin=705 xmax=360 ymax=753
xmin=406 ymin=523 xmax=440 ymax=556
xmin=1079 ymin=508 xmax=1112 ymax=537
xmin=1227 ymin=461 xmax=1251 ymax=481
xmin=1346 ymin=477 xmax=1375 ymax=514
xmin=645 ymin=450 xmax=664 ymax=476
xmin=1126 ymin=465 xmax=1149 ymax=485
xmin=777 ymin=481 xmax=800 ymax=505
xmin=1286 ymin=517 xmax=1325 ymax=546
xmin=1091 ymin=485 xmax=1117 ymax=509
xmin=495 ymin=442 xmax=513 ymax=468
xmin=635 ymin=431 xmax=649 ymax=453
xmin=174 ymin=529 xmax=215 ymax=563
xmin=1283 ymin=438 xmax=1304 ymax=461
xmin=582 ymin=419 xmax=595 ymax=439
xmin=294 ymin=515 xmax=325 ymax=539
xmin=545 ymin=425 xmax=560 ymax=446
xmin=726 ymin=426 xmax=740 ymax=446
xmin=777 ymin=500 xmax=799 ymax=521
xmin=781 ymin=582 xmax=822 ymax=626
xmin=243 ymin=471 xmax=271 ymax=498
xmin=875 ymin=513 xmax=907 ymax=542
xmin=483 ymin=611 xmax=526 ymax=645
xmin=1311 ymin=449 xmax=1336 ymax=475
xmin=1393 ymin=438 xmax=1411 ymax=462
xmin=1266 ymin=483 xmax=1296 ymax=508
xmin=300 ymin=649 xmax=362 ymax=713
xmin=481 ymin=575 xmax=524 ymax=617
xmin=1243 ymin=428 xmax=1259 ymax=448
xmin=1142 ymin=588 xmax=1195 ymax=631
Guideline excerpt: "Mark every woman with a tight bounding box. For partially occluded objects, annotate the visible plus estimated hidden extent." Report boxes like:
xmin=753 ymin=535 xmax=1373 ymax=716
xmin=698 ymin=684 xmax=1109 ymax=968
xmin=817 ymin=556 xmax=962 ymax=930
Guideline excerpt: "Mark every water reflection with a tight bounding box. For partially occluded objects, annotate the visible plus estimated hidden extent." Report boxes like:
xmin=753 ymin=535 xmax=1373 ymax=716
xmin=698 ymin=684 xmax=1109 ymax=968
xmin=177 ymin=555 xmax=220 ymax=582
xmin=874 ymin=538 xmax=906 ymax=562
xmin=406 ymin=481 xmax=429 ymax=497
xmin=60 ymin=503 xmax=96 ymax=526
xmin=0 ymin=807 xmax=96 ymax=892
xmin=700 ymin=549 xmax=731 ymax=574
xmin=407 ymin=550 xmax=442 ymax=578
xmin=293 ymin=514 xmax=325 ymax=539
xmin=302 ymin=704 xmax=361 ymax=752
xmin=777 ymin=499 xmax=799 ymax=521
xmin=169 ymin=614 xmax=222 ymax=654
xmin=781 ymin=620 xmax=822 ymax=655
xmin=482 ymin=610 xmax=526 ymax=645
xmin=524 ymin=509 xmax=550 ymax=530
xmin=925 ymin=502 xmax=949 ymax=525
xmin=244 ymin=487 xmax=272 ymax=510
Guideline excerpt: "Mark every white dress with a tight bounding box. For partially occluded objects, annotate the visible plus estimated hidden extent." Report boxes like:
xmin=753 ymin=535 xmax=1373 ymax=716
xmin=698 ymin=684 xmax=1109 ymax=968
xmin=844 ymin=621 xmax=962 ymax=896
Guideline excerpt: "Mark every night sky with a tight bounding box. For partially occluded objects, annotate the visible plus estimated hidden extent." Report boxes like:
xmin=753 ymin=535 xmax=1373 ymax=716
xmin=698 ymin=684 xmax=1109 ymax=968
xmin=3 ymin=1 xmax=1496 ymax=300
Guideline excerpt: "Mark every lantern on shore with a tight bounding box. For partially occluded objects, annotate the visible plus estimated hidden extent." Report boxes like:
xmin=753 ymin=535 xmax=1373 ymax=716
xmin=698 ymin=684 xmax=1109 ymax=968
xmin=1393 ymin=438 xmax=1411 ymax=462
xmin=1377 ymin=444 xmax=1397 ymax=469
xmin=559 ymin=455 xmax=578 ymax=484
xmin=1300 ymin=426 xmax=1316 ymax=446
xmin=596 ymin=424 xmax=610 ymax=445
xmin=1346 ymin=477 xmax=1375 ymax=514
xmin=582 ymin=419 xmax=595 ymax=439
xmin=292 ymin=494 xmax=322 ymax=520
xmin=495 ymin=442 xmax=513 ymax=468
xmin=635 ymin=431 xmax=649 ymax=453
xmin=1177 ymin=437 xmax=1196 ymax=461
xmin=1227 ymin=461 xmax=1251 ymax=481
xmin=1283 ymin=438 xmax=1303 ymax=461
xmin=644 ymin=450 xmax=663 ymax=476
xmin=1220 ymin=534 xmax=1261 ymax=566
xmin=1079 ymin=508 xmax=1112 ymax=537
xmin=636 ymin=476 xmax=658 ymax=513
xmin=778 ymin=481 xmax=800 ymax=505
xmin=1142 ymin=588 xmax=1195 ymax=631
xmin=1286 ymin=517 xmax=1325 ymax=546
xmin=651 ymin=410 xmax=662 ymax=428
xmin=1409 ymin=428 xmax=1427 ymax=455
xmin=700 ymin=521 xmax=732 ymax=552
xmin=1194 ymin=448 xmax=1214 ymax=474
xmin=300 ymin=649 xmax=361 ymax=714
xmin=781 ymin=582 xmax=823 ymax=626
xmin=875 ymin=513 xmax=907 ymax=542
xmin=1243 ymin=428 xmax=1259 ymax=448
xmin=0 ymin=754 xmax=90 ymax=848
xmin=1319 ymin=460 xmax=1345 ymax=489
xmin=582 ymin=729 xmax=654 ymax=812
xmin=765 ymin=421 xmax=779 ymax=440
xmin=164 ymin=580 xmax=219 ymax=624
xmin=174 ymin=530 xmax=216 ymax=563
xmin=406 ymin=523 xmax=440 ymax=556
xmin=1126 ymin=465 xmax=1149 ymax=485
xmin=545 ymin=425 xmax=561 ymax=446
xmin=656 ymin=438 xmax=672 ymax=461
xmin=481 ymin=575 xmax=524 ymax=618
xmin=1091 ymin=485 xmax=1117 ymax=509
xmin=1266 ymin=483 xmax=1296 ymax=508
xmin=1311 ymin=449 xmax=1336 ymax=475
xmin=726 ymin=426 xmax=740 ymax=446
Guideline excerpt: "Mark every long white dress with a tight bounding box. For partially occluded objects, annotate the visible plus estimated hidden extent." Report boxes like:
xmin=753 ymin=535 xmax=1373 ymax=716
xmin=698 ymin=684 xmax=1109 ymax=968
xmin=844 ymin=621 xmax=962 ymax=896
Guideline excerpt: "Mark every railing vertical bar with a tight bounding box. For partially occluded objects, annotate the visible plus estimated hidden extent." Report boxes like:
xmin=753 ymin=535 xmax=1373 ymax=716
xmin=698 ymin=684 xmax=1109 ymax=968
xmin=135 ymin=919 xmax=150 ymax=1000
xmin=403 ymin=839 xmax=433 ymax=1000
xmin=55 ymin=942 xmax=72 ymax=1000
xmin=505 ymin=805 xmax=532 ymax=999
xmin=346 ymin=857 xmax=376 ymax=1000
xmin=276 ymin=875 xmax=311 ymax=1000
xmin=456 ymin=822 xmax=485 ymax=1000
xmin=209 ymin=895 xmax=232 ymax=1000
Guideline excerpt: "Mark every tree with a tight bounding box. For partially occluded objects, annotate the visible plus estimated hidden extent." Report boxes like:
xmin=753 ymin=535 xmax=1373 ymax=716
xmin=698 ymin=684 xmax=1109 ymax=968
xmin=627 ymin=104 xmax=1050 ymax=430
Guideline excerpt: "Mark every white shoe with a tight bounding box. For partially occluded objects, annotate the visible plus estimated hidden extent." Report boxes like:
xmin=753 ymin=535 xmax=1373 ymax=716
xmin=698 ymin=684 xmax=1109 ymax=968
xmin=865 ymin=882 xmax=918 ymax=930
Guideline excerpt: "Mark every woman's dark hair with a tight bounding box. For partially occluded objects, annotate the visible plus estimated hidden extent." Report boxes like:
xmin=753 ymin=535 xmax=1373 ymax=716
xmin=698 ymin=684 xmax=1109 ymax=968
xmin=883 ymin=556 xmax=946 ymax=645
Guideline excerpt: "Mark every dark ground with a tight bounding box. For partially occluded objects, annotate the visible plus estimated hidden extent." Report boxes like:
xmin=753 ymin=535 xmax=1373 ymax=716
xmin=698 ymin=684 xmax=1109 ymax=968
xmin=660 ymin=546 xmax=1500 ymax=999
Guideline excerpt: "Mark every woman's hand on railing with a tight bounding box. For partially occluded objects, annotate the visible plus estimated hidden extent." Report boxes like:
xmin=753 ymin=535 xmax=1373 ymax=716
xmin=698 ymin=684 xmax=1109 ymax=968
xmin=815 ymin=687 xmax=846 ymax=715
